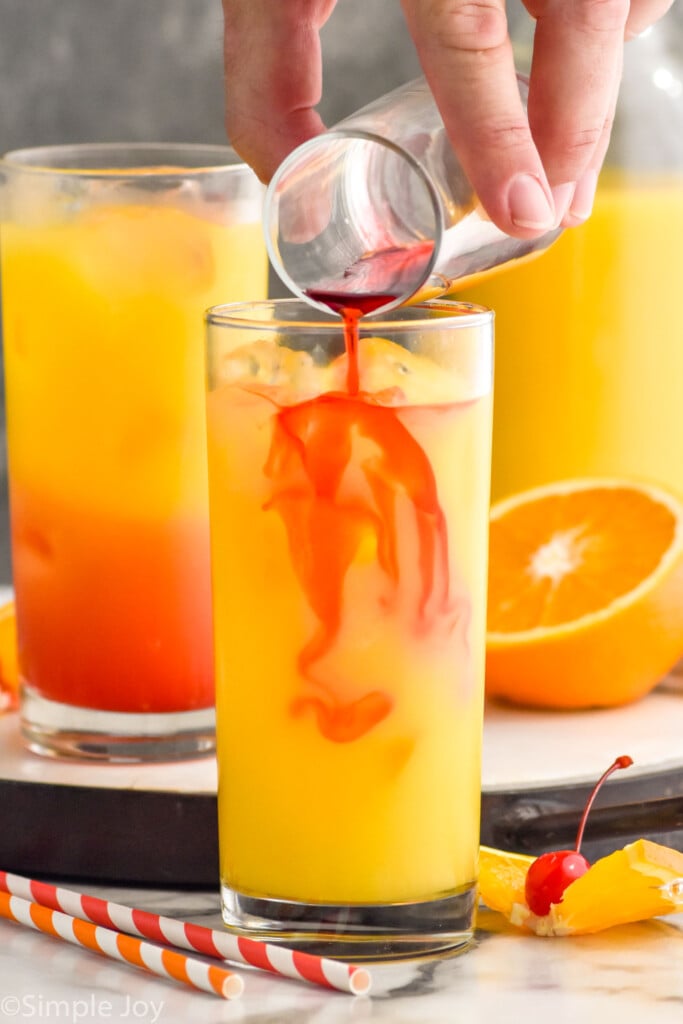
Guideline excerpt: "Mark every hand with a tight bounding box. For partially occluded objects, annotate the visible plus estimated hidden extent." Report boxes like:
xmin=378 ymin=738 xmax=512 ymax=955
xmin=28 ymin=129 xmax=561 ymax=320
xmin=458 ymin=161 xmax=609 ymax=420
xmin=222 ymin=0 xmax=675 ymax=238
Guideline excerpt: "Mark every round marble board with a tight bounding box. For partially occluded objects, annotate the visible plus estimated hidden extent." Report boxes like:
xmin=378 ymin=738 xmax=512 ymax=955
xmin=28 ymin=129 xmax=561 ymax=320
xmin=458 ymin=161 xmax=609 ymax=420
xmin=1 ymin=681 xmax=682 ymax=885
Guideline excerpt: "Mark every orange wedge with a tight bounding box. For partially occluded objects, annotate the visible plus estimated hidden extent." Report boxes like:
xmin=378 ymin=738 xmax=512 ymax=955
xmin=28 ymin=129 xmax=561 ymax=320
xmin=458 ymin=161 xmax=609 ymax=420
xmin=479 ymin=841 xmax=683 ymax=936
xmin=478 ymin=846 xmax=533 ymax=914
xmin=486 ymin=478 xmax=683 ymax=708
xmin=0 ymin=602 xmax=19 ymax=712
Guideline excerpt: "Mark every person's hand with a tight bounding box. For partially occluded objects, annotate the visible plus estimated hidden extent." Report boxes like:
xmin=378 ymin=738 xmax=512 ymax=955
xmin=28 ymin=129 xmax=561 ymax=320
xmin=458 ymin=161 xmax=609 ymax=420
xmin=400 ymin=0 xmax=674 ymax=234
xmin=222 ymin=0 xmax=675 ymax=238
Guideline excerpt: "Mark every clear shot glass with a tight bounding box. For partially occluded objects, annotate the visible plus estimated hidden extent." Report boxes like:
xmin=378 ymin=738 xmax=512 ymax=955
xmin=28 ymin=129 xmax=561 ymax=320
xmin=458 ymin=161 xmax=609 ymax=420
xmin=264 ymin=76 xmax=561 ymax=315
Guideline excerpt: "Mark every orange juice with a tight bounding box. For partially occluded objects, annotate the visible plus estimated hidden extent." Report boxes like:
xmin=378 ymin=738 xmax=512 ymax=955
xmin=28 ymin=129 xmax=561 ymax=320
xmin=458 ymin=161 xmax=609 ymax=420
xmin=459 ymin=179 xmax=683 ymax=501
xmin=2 ymin=200 xmax=267 ymax=717
xmin=206 ymin=309 xmax=492 ymax=910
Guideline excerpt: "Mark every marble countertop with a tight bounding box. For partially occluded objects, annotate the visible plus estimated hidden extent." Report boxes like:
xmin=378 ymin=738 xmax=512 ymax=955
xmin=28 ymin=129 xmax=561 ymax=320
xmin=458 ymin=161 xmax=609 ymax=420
xmin=2 ymin=883 xmax=682 ymax=1024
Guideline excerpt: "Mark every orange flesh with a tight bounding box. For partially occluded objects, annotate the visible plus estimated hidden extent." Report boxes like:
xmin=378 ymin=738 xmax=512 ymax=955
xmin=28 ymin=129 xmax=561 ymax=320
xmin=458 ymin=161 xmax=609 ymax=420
xmin=488 ymin=487 xmax=677 ymax=632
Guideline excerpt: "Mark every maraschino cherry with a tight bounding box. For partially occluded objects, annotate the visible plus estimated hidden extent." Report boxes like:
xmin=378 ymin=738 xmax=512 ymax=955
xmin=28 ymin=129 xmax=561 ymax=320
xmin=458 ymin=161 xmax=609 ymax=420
xmin=524 ymin=755 xmax=634 ymax=916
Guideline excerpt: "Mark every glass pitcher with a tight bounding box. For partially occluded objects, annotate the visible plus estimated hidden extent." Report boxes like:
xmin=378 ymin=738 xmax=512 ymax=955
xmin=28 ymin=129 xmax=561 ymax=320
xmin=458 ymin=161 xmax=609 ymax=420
xmin=460 ymin=6 xmax=683 ymax=503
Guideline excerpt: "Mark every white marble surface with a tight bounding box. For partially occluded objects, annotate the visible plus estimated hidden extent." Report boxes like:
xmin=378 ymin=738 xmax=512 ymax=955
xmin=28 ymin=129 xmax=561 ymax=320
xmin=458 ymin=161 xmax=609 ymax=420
xmin=1 ymin=884 xmax=683 ymax=1023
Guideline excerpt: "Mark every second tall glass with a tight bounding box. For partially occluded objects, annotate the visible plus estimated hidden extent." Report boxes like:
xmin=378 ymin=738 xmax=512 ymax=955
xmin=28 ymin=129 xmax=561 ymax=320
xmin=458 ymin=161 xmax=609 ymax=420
xmin=0 ymin=143 xmax=267 ymax=761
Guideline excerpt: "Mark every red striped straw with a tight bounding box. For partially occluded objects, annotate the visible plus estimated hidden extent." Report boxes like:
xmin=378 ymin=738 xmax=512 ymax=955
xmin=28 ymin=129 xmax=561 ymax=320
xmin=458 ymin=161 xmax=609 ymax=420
xmin=0 ymin=891 xmax=243 ymax=999
xmin=0 ymin=871 xmax=372 ymax=996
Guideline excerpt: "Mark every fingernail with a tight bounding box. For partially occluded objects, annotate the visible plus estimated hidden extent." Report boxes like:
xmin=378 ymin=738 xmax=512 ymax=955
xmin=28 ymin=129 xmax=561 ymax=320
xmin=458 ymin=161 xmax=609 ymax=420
xmin=569 ymin=170 xmax=598 ymax=222
xmin=551 ymin=183 xmax=576 ymax=227
xmin=508 ymin=173 xmax=555 ymax=230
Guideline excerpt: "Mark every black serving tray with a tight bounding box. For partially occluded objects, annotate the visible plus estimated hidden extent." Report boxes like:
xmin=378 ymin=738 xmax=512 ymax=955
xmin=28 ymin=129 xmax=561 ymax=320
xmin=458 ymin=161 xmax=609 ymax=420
xmin=2 ymin=683 xmax=683 ymax=887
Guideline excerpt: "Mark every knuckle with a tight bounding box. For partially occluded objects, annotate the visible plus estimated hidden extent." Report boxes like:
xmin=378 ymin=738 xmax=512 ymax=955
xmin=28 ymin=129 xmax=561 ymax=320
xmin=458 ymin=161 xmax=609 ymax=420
xmin=480 ymin=117 xmax=530 ymax=147
xmin=429 ymin=0 xmax=509 ymax=52
xmin=470 ymin=117 xmax=533 ymax=154
xmin=562 ymin=117 xmax=611 ymax=159
xmin=568 ymin=127 xmax=602 ymax=155
xmin=570 ymin=0 xmax=630 ymax=34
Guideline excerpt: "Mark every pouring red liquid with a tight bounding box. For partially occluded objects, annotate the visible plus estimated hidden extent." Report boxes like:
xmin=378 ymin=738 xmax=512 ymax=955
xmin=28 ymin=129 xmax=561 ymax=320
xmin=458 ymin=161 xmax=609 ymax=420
xmin=260 ymin=287 xmax=455 ymax=742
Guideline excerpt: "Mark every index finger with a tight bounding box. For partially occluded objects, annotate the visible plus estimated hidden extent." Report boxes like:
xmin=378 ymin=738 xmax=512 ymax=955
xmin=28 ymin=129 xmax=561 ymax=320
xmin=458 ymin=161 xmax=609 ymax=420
xmin=401 ymin=0 xmax=564 ymax=236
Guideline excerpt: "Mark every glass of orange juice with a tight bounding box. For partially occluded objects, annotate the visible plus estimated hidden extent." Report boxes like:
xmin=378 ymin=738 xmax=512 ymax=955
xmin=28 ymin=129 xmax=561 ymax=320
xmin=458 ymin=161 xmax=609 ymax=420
xmin=0 ymin=144 xmax=267 ymax=761
xmin=205 ymin=298 xmax=493 ymax=956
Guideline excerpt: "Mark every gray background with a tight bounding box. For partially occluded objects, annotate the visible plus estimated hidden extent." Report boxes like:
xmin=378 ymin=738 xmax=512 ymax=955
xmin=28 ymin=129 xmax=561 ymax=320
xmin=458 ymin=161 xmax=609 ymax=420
xmin=0 ymin=0 xmax=424 ymax=151
xmin=0 ymin=0 xmax=432 ymax=583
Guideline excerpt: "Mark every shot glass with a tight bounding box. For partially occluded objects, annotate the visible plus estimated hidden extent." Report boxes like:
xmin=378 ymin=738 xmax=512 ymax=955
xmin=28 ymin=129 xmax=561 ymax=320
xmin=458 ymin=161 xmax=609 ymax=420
xmin=264 ymin=76 xmax=560 ymax=315
xmin=206 ymin=298 xmax=493 ymax=958
xmin=0 ymin=143 xmax=267 ymax=761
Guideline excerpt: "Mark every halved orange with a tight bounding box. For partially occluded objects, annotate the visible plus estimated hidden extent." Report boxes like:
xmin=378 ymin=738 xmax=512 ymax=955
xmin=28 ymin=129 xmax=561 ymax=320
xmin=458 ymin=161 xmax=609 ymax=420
xmin=0 ymin=602 xmax=19 ymax=712
xmin=479 ymin=840 xmax=683 ymax=936
xmin=486 ymin=478 xmax=683 ymax=708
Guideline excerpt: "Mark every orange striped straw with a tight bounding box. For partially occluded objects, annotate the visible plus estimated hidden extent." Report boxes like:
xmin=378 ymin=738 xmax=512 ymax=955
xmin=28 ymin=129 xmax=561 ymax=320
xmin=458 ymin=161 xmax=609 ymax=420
xmin=0 ymin=870 xmax=372 ymax=996
xmin=0 ymin=891 xmax=243 ymax=1000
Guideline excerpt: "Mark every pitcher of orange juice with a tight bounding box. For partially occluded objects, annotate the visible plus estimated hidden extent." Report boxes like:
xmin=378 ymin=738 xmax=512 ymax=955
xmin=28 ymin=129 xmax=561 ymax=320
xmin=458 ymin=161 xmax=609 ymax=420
xmin=460 ymin=8 xmax=683 ymax=504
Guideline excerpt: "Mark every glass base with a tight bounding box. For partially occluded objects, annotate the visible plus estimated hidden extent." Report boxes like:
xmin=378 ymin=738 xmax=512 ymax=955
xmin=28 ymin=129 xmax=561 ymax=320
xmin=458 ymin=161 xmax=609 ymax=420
xmin=220 ymin=882 xmax=477 ymax=961
xmin=21 ymin=685 xmax=216 ymax=763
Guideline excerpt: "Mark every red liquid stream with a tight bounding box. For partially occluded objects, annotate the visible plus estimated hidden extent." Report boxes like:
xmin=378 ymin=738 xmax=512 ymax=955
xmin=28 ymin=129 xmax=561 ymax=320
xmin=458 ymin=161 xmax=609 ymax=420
xmin=264 ymin=289 xmax=455 ymax=742
xmin=306 ymin=289 xmax=393 ymax=395
xmin=306 ymin=291 xmax=398 ymax=316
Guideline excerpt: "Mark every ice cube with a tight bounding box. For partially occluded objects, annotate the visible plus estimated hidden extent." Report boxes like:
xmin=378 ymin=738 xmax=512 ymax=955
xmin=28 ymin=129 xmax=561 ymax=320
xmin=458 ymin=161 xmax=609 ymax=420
xmin=330 ymin=336 xmax=456 ymax=404
xmin=216 ymin=338 xmax=332 ymax=402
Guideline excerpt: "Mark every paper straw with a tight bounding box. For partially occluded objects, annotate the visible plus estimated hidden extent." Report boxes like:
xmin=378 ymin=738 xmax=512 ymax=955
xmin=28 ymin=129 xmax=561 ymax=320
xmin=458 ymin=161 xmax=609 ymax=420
xmin=0 ymin=891 xmax=243 ymax=999
xmin=0 ymin=871 xmax=372 ymax=996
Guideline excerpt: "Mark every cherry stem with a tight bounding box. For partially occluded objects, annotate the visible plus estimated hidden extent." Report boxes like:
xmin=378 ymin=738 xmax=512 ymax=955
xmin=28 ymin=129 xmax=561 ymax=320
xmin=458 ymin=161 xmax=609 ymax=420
xmin=574 ymin=755 xmax=633 ymax=852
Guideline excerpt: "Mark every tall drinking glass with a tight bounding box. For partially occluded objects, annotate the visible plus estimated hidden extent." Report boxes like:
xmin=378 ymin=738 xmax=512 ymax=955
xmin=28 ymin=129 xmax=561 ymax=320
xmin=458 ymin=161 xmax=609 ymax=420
xmin=0 ymin=143 xmax=267 ymax=761
xmin=206 ymin=298 xmax=493 ymax=957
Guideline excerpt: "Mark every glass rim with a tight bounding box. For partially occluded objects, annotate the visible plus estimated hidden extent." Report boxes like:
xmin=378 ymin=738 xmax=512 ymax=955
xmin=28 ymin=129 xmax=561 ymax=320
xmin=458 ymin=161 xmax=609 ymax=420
xmin=0 ymin=142 xmax=251 ymax=177
xmin=263 ymin=129 xmax=443 ymax=316
xmin=206 ymin=297 xmax=493 ymax=332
